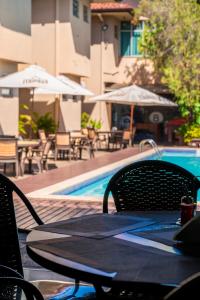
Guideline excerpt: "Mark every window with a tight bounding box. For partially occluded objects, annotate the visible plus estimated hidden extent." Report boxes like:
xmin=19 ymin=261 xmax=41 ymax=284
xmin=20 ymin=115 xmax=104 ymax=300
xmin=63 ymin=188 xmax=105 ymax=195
xmin=83 ymin=5 xmax=89 ymax=23
xmin=73 ymin=0 xmax=79 ymax=17
xmin=120 ymin=21 xmax=144 ymax=57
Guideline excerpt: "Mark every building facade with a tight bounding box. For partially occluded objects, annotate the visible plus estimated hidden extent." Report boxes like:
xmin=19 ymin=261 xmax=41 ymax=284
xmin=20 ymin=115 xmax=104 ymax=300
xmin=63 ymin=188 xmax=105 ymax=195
xmin=0 ymin=0 xmax=32 ymax=135
xmin=0 ymin=0 xmax=92 ymax=135
xmin=29 ymin=0 xmax=92 ymax=132
xmin=84 ymin=0 xmax=158 ymax=130
xmin=0 ymin=0 xmax=174 ymax=137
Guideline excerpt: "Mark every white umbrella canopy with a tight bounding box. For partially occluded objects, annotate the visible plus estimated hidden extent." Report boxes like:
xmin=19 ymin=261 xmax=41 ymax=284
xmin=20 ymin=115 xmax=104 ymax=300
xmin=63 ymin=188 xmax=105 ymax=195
xmin=90 ymin=85 xmax=177 ymax=132
xmin=0 ymin=65 xmax=75 ymax=93
xmin=58 ymin=75 xmax=94 ymax=96
xmin=34 ymin=75 xmax=94 ymax=96
xmin=91 ymin=85 xmax=177 ymax=107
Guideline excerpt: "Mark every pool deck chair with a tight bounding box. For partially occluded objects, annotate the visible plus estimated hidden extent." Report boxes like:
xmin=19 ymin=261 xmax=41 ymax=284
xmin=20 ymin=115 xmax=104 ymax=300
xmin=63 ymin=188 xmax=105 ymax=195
xmin=103 ymin=160 xmax=200 ymax=213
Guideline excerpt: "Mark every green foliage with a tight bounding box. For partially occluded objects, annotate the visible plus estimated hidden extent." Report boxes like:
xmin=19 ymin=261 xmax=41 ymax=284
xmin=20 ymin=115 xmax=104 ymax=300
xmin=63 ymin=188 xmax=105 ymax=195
xmin=81 ymin=112 xmax=102 ymax=130
xmin=136 ymin=0 xmax=200 ymax=125
xmin=19 ymin=104 xmax=56 ymax=137
xmin=178 ymin=123 xmax=200 ymax=143
xmin=81 ymin=112 xmax=90 ymax=128
xmin=18 ymin=104 xmax=37 ymax=137
xmin=33 ymin=112 xmax=57 ymax=134
xmin=88 ymin=119 xmax=102 ymax=130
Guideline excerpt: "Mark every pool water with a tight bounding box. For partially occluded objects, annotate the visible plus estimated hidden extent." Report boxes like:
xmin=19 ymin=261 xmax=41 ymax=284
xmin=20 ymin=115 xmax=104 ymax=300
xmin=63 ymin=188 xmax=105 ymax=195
xmin=57 ymin=150 xmax=200 ymax=198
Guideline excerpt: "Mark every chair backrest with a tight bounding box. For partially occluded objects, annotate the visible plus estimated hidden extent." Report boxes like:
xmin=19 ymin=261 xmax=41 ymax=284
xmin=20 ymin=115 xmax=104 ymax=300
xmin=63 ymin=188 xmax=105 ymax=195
xmin=0 ymin=265 xmax=44 ymax=300
xmin=122 ymin=130 xmax=131 ymax=141
xmin=0 ymin=173 xmax=43 ymax=277
xmin=42 ymin=140 xmax=52 ymax=157
xmin=81 ymin=128 xmax=88 ymax=137
xmin=0 ymin=138 xmax=18 ymax=160
xmin=38 ymin=130 xmax=47 ymax=145
xmin=103 ymin=160 xmax=200 ymax=213
xmin=87 ymin=128 xmax=96 ymax=140
xmin=55 ymin=132 xmax=71 ymax=146
xmin=164 ymin=272 xmax=200 ymax=300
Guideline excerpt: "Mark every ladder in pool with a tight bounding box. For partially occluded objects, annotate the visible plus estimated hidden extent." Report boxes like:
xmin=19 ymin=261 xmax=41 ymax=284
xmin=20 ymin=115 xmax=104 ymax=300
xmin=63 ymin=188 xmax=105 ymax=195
xmin=139 ymin=139 xmax=162 ymax=159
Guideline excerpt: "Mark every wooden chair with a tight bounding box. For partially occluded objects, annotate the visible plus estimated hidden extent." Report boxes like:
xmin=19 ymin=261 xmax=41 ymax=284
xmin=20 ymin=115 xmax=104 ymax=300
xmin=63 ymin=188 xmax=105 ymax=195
xmin=121 ymin=128 xmax=136 ymax=148
xmin=103 ymin=160 xmax=200 ymax=213
xmin=0 ymin=138 xmax=20 ymax=177
xmin=38 ymin=129 xmax=47 ymax=148
xmin=81 ymin=128 xmax=89 ymax=137
xmin=108 ymin=131 xmax=123 ymax=150
xmin=21 ymin=140 xmax=52 ymax=174
xmin=55 ymin=132 xmax=76 ymax=160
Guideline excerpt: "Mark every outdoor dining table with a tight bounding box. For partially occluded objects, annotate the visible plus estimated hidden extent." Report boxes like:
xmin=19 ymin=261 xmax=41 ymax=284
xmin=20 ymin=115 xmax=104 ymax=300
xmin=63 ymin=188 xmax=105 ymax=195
xmin=26 ymin=211 xmax=200 ymax=290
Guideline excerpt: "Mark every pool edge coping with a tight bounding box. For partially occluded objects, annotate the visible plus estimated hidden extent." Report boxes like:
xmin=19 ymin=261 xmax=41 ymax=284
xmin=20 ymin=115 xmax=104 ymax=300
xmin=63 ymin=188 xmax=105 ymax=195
xmin=27 ymin=146 xmax=199 ymax=202
xmin=27 ymin=148 xmax=157 ymax=200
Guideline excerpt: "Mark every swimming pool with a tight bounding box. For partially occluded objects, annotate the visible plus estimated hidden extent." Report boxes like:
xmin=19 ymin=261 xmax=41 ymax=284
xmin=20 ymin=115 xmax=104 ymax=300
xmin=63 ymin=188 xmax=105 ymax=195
xmin=55 ymin=149 xmax=200 ymax=198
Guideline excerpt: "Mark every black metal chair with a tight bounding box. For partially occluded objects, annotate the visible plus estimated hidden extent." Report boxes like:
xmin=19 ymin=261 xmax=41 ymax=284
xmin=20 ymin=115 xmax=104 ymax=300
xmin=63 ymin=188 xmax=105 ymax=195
xmin=103 ymin=273 xmax=200 ymax=300
xmin=103 ymin=160 xmax=200 ymax=213
xmin=0 ymin=265 xmax=44 ymax=300
xmin=0 ymin=172 xmax=43 ymax=276
xmin=0 ymin=173 xmax=96 ymax=299
xmin=164 ymin=272 xmax=200 ymax=300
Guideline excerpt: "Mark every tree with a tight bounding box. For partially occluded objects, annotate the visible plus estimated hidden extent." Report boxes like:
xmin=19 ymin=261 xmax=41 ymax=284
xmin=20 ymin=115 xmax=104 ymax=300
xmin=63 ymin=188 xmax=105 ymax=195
xmin=136 ymin=0 xmax=200 ymax=127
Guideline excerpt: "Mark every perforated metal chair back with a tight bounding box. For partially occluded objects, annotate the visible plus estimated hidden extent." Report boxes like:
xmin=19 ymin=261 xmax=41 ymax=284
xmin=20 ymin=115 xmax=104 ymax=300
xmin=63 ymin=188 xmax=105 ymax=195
xmin=0 ymin=173 xmax=43 ymax=277
xmin=103 ymin=160 xmax=200 ymax=213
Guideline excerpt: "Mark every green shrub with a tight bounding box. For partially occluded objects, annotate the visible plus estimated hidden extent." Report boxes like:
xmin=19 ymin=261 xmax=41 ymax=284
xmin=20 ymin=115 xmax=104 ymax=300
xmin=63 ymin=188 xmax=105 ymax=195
xmin=34 ymin=112 xmax=57 ymax=134
xmin=178 ymin=123 xmax=200 ymax=143
xmin=19 ymin=104 xmax=56 ymax=137
xmin=81 ymin=112 xmax=102 ymax=130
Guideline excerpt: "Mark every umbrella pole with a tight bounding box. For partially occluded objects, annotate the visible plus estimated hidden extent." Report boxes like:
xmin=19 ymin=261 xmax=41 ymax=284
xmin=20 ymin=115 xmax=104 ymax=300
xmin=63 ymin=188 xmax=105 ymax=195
xmin=130 ymin=104 xmax=134 ymax=132
xmin=30 ymin=88 xmax=35 ymax=139
xmin=129 ymin=104 xmax=134 ymax=146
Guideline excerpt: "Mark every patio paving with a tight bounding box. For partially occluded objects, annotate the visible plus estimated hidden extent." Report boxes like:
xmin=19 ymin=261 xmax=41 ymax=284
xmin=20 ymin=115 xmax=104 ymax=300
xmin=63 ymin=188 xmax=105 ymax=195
xmin=14 ymin=146 xmax=141 ymax=229
xmin=11 ymin=146 xmax=141 ymax=281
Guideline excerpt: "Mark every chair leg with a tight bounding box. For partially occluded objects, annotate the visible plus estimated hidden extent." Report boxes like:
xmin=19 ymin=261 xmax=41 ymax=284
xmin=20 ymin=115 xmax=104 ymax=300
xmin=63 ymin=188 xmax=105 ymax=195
xmin=68 ymin=150 xmax=71 ymax=161
xmin=54 ymin=149 xmax=58 ymax=161
xmin=15 ymin=161 xmax=19 ymax=178
xmin=43 ymin=159 xmax=48 ymax=171
xmin=3 ymin=163 xmax=6 ymax=174
xmin=38 ymin=160 xmax=42 ymax=173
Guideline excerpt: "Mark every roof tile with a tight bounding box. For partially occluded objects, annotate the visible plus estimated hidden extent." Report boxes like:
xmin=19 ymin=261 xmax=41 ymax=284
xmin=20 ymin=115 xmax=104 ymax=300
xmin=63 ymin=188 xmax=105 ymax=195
xmin=91 ymin=1 xmax=137 ymax=12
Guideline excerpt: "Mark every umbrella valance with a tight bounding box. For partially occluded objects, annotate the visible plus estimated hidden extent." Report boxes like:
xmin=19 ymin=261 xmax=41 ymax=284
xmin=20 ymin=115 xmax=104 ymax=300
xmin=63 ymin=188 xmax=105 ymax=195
xmin=34 ymin=75 xmax=94 ymax=96
xmin=0 ymin=65 xmax=74 ymax=94
xmin=90 ymin=85 xmax=177 ymax=107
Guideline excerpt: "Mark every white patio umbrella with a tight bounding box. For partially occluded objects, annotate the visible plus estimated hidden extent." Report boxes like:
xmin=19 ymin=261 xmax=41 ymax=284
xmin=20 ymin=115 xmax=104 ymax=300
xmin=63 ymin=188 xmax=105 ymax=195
xmin=0 ymin=64 xmax=76 ymax=104
xmin=90 ymin=84 xmax=177 ymax=132
xmin=58 ymin=75 xmax=94 ymax=96
xmin=34 ymin=75 xmax=93 ymax=96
